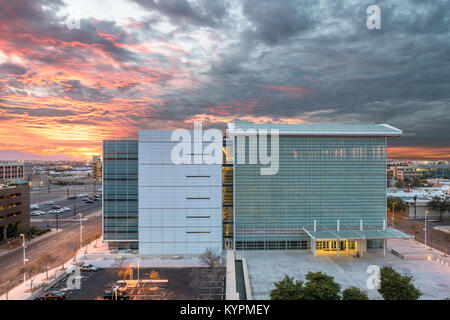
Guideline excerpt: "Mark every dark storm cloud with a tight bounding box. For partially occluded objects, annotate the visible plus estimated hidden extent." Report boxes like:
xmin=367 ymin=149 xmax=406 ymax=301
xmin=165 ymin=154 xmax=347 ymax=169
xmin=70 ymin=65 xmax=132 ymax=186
xmin=241 ymin=0 xmax=317 ymax=45
xmin=132 ymin=0 xmax=229 ymax=27
xmin=0 ymin=0 xmax=449 ymax=158
xmin=0 ymin=63 xmax=28 ymax=75
xmin=0 ymin=105 xmax=78 ymax=117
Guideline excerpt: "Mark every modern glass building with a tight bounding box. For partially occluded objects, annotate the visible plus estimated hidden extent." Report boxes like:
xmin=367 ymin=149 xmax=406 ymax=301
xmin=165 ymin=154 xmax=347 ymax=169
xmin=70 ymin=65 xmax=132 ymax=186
xmin=227 ymin=123 xmax=410 ymax=255
xmin=102 ymin=140 xmax=139 ymax=250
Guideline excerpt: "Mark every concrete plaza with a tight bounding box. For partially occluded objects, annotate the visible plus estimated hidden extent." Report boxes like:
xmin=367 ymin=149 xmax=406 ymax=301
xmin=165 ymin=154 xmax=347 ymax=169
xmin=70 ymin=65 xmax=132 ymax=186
xmin=236 ymin=239 xmax=450 ymax=300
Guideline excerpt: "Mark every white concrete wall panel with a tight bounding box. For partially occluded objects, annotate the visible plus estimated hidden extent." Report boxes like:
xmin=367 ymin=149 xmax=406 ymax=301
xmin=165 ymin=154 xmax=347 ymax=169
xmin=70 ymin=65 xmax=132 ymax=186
xmin=138 ymin=130 xmax=222 ymax=255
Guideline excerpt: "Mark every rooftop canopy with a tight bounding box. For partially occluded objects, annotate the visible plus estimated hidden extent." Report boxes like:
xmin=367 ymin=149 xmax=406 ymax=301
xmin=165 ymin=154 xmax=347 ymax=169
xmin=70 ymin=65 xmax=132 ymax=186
xmin=227 ymin=122 xmax=403 ymax=137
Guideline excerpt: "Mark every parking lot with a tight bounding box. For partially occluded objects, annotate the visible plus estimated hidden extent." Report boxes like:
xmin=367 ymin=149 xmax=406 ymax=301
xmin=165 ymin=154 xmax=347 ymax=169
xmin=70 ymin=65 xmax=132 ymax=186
xmin=29 ymin=184 xmax=102 ymax=228
xmin=40 ymin=267 xmax=226 ymax=300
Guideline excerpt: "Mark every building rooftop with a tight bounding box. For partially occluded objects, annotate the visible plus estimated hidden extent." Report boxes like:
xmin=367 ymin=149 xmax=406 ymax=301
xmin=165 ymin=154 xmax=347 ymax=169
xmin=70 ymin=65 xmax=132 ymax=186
xmin=227 ymin=122 xmax=403 ymax=136
xmin=8 ymin=178 xmax=29 ymax=185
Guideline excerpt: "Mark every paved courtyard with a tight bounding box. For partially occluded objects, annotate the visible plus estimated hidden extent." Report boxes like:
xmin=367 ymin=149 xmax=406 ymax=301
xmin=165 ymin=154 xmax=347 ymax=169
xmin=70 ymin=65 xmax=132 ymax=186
xmin=236 ymin=239 xmax=450 ymax=300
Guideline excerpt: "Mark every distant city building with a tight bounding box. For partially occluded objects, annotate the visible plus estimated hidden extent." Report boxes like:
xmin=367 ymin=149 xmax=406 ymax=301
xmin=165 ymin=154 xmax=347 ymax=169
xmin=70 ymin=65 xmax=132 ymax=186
xmin=393 ymin=165 xmax=450 ymax=180
xmin=92 ymin=155 xmax=102 ymax=180
xmin=387 ymin=187 xmax=450 ymax=219
xmin=0 ymin=162 xmax=25 ymax=183
xmin=0 ymin=179 xmax=30 ymax=240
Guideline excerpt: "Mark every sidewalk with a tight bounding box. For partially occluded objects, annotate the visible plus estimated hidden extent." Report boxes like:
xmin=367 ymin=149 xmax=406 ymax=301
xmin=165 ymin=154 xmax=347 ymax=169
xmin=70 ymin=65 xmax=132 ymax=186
xmin=0 ymin=236 xmax=104 ymax=300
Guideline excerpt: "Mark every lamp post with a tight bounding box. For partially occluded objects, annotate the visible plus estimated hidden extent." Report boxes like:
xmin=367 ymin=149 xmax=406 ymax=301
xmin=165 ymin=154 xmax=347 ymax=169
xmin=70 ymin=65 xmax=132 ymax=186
xmin=424 ymin=210 xmax=429 ymax=250
xmin=136 ymin=259 xmax=141 ymax=284
xmin=20 ymin=233 xmax=27 ymax=284
xmin=392 ymin=202 xmax=396 ymax=228
xmin=79 ymin=213 xmax=83 ymax=250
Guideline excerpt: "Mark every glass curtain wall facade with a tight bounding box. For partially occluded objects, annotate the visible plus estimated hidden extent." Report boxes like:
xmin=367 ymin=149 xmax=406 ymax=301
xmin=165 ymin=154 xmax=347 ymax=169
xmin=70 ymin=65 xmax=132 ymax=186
xmin=103 ymin=140 xmax=139 ymax=250
xmin=233 ymin=135 xmax=388 ymax=250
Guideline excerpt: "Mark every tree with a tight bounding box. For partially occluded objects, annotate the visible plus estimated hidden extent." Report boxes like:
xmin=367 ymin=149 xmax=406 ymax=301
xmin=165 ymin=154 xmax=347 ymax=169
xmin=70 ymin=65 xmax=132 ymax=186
xmin=4 ymin=279 xmax=16 ymax=300
xmin=118 ymin=265 xmax=132 ymax=281
xmin=378 ymin=266 xmax=422 ymax=300
xmin=93 ymin=233 xmax=101 ymax=247
xmin=270 ymin=275 xmax=304 ymax=300
xmin=149 ymin=270 xmax=160 ymax=279
xmin=82 ymin=237 xmax=91 ymax=253
xmin=56 ymin=256 xmax=66 ymax=270
xmin=387 ymin=197 xmax=406 ymax=214
xmin=19 ymin=263 xmax=43 ymax=292
xmin=38 ymin=253 xmax=56 ymax=279
xmin=199 ymin=248 xmax=222 ymax=269
xmin=395 ymin=180 xmax=405 ymax=189
xmin=412 ymin=222 xmax=423 ymax=234
xmin=302 ymin=272 xmax=341 ymax=300
xmin=342 ymin=286 xmax=369 ymax=300
xmin=428 ymin=196 xmax=450 ymax=220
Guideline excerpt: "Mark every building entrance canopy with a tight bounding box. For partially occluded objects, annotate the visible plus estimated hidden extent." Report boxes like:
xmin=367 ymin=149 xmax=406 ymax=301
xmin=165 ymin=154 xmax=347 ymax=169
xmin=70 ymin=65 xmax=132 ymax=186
xmin=302 ymin=226 xmax=411 ymax=241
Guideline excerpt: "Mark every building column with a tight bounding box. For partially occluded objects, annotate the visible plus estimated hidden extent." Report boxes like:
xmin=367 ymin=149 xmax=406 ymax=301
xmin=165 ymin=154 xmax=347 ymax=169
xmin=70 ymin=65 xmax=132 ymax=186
xmin=312 ymin=239 xmax=316 ymax=257
xmin=359 ymin=240 xmax=363 ymax=258
xmin=337 ymin=240 xmax=340 ymax=258
xmin=383 ymin=239 xmax=386 ymax=257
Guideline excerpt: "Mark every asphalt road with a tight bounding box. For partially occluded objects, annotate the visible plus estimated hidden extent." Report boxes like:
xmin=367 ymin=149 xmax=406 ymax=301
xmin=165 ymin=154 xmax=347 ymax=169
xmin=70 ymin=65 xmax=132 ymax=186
xmin=0 ymin=184 xmax=103 ymax=296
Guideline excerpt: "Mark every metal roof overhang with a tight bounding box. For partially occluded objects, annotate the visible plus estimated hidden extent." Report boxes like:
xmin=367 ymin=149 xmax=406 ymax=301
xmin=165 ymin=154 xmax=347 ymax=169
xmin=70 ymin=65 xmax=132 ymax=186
xmin=302 ymin=227 xmax=412 ymax=241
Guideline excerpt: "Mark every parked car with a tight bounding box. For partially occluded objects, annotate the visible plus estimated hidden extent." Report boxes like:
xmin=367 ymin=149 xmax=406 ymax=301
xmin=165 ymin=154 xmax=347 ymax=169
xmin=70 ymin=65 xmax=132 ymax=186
xmin=30 ymin=204 xmax=40 ymax=210
xmin=80 ymin=264 xmax=99 ymax=272
xmin=61 ymin=207 xmax=70 ymax=212
xmin=67 ymin=196 xmax=76 ymax=200
xmin=31 ymin=211 xmax=41 ymax=216
xmin=37 ymin=291 xmax=66 ymax=300
xmin=52 ymin=205 xmax=61 ymax=209
xmin=44 ymin=201 xmax=55 ymax=205
xmin=84 ymin=200 xmax=94 ymax=204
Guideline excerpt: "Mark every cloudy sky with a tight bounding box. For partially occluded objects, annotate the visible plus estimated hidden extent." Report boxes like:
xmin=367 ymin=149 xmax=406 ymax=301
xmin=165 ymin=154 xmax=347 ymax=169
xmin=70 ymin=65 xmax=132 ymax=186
xmin=0 ymin=0 xmax=449 ymax=160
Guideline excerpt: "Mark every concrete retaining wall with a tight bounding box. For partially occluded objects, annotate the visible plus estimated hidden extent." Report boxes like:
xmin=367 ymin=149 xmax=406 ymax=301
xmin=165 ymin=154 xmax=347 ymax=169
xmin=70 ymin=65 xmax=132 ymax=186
xmin=225 ymin=250 xmax=239 ymax=300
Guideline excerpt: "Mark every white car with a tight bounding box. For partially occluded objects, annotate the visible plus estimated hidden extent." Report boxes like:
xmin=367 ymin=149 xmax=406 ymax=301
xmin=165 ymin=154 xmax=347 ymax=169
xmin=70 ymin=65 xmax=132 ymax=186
xmin=61 ymin=207 xmax=70 ymax=212
xmin=44 ymin=201 xmax=55 ymax=205
xmin=30 ymin=204 xmax=40 ymax=210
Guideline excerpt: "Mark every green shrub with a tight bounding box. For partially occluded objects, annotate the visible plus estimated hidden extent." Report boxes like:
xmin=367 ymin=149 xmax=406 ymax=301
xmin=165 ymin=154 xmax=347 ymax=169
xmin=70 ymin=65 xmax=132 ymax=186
xmin=302 ymin=272 xmax=341 ymax=300
xmin=342 ymin=286 xmax=369 ymax=300
xmin=378 ymin=266 xmax=422 ymax=300
xmin=270 ymin=275 xmax=304 ymax=300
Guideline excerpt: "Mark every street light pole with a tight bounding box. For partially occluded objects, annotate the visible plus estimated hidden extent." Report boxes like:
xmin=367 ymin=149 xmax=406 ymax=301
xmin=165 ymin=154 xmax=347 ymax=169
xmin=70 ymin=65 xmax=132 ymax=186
xmin=137 ymin=259 xmax=141 ymax=284
xmin=20 ymin=233 xmax=27 ymax=284
xmin=424 ymin=210 xmax=429 ymax=250
xmin=392 ymin=202 xmax=396 ymax=229
xmin=73 ymin=196 xmax=77 ymax=219
xmin=79 ymin=213 xmax=83 ymax=250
